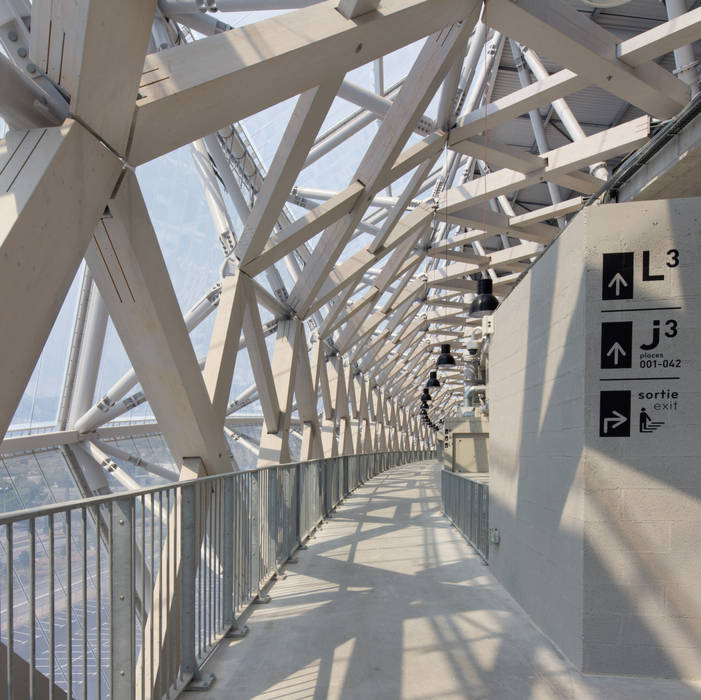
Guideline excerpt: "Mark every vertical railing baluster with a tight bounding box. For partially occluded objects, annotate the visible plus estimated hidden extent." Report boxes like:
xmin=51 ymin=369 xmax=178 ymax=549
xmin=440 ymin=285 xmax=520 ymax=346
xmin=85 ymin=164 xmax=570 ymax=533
xmin=172 ymin=487 xmax=179 ymax=690
xmin=157 ymin=491 xmax=164 ymax=700
xmin=252 ymin=473 xmax=260 ymax=596
xmin=181 ymin=482 xmax=196 ymax=680
xmin=140 ymin=496 xmax=145 ymax=700
xmin=110 ymin=498 xmax=135 ymax=700
xmin=222 ymin=479 xmax=234 ymax=632
xmin=179 ymin=482 xmax=216 ymax=688
xmin=29 ymin=518 xmax=36 ymax=700
xmin=82 ymin=508 xmax=88 ymax=700
xmin=207 ymin=484 xmax=212 ymax=648
xmin=95 ymin=506 xmax=101 ymax=700
xmin=296 ymin=464 xmax=302 ymax=546
xmin=6 ymin=523 xmax=13 ymax=700
xmin=66 ymin=511 xmax=72 ymax=699
xmin=149 ymin=495 xmax=154 ymax=693
xmin=198 ymin=483 xmax=204 ymax=659
xmin=165 ymin=488 xmax=171 ymax=696
xmin=49 ymin=513 xmax=55 ymax=700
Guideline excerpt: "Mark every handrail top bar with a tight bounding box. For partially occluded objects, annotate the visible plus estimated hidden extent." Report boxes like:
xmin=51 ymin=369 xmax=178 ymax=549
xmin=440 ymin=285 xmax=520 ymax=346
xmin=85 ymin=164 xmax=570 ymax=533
xmin=0 ymin=450 xmax=420 ymax=526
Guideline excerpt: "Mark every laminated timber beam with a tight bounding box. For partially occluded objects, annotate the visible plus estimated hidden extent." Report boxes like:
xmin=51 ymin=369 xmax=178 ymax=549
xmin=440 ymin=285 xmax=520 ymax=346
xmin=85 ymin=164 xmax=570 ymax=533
xmin=0 ymin=0 xmax=156 ymax=444
xmin=202 ymin=273 xmax=247 ymax=424
xmin=289 ymin=15 xmax=480 ymax=318
xmin=427 ymin=272 xmax=521 ymax=292
xmin=485 ymin=0 xmax=689 ymax=119
xmin=85 ymin=172 xmax=233 ymax=475
xmin=302 ymin=116 xmax=649 ymax=322
xmin=447 ymin=69 xmax=587 ymax=146
xmin=300 ymin=203 xmax=435 ymax=318
xmin=235 ymin=78 xmax=342 ymax=267
xmin=241 ymin=184 xmax=364 ymax=276
xmin=438 ymin=117 xmax=651 ymax=217
xmin=509 ymin=197 xmax=584 ymax=226
xmin=449 ymin=137 xmax=603 ymax=194
xmin=333 ymin=250 xmax=424 ymax=350
xmin=617 ymin=7 xmax=701 ymax=67
xmin=257 ymin=319 xmax=301 ymax=467
xmin=445 ymin=206 xmax=558 ymax=244
xmin=30 ymin=0 xmax=157 ymax=153
xmin=129 ymin=0 xmax=479 ymax=164
xmin=0 ymin=124 xmax=121 ymax=443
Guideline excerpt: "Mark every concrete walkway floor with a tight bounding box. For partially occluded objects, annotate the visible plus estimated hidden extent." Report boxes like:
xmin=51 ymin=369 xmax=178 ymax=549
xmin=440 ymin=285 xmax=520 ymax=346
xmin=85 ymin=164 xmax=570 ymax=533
xmin=201 ymin=461 xmax=701 ymax=700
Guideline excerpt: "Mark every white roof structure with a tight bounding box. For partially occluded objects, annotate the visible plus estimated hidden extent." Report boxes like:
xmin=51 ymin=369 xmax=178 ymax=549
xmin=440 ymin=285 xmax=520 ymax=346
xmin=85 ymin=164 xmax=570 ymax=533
xmin=0 ymin=0 xmax=700 ymax=495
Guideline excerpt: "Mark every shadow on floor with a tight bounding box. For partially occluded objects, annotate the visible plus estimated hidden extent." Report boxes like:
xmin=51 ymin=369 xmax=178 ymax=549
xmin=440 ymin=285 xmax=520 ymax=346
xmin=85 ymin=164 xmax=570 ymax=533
xmin=200 ymin=462 xmax=701 ymax=700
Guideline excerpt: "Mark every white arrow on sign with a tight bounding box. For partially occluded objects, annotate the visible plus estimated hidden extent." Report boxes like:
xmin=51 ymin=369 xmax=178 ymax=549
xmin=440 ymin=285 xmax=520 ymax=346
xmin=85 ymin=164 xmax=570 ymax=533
xmin=603 ymin=410 xmax=628 ymax=433
xmin=608 ymin=272 xmax=628 ymax=296
xmin=606 ymin=341 xmax=627 ymax=365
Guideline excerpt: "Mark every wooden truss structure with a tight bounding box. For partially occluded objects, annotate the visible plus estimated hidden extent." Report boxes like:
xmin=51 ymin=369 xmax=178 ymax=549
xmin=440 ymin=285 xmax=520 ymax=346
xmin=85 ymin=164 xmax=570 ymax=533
xmin=1 ymin=0 xmax=700 ymax=485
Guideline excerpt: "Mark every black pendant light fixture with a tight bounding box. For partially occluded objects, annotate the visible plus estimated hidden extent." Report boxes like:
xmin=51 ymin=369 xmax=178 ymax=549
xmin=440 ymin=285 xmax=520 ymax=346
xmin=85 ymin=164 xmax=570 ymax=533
xmin=469 ymin=278 xmax=499 ymax=318
xmin=426 ymin=371 xmax=440 ymax=389
xmin=436 ymin=343 xmax=456 ymax=367
xmin=421 ymin=388 xmax=432 ymax=403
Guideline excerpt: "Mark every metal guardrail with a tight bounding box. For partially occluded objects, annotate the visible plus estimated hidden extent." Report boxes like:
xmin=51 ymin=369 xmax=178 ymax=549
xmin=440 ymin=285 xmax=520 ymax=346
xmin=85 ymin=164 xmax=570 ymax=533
xmin=0 ymin=450 xmax=433 ymax=699
xmin=441 ymin=469 xmax=489 ymax=561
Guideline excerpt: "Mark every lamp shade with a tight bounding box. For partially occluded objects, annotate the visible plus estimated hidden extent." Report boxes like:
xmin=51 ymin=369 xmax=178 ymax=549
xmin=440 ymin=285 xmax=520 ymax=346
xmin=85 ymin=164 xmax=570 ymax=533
xmin=469 ymin=278 xmax=499 ymax=318
xmin=580 ymin=0 xmax=630 ymax=6
xmin=426 ymin=371 xmax=440 ymax=388
xmin=421 ymin=388 xmax=432 ymax=402
xmin=436 ymin=344 xmax=456 ymax=367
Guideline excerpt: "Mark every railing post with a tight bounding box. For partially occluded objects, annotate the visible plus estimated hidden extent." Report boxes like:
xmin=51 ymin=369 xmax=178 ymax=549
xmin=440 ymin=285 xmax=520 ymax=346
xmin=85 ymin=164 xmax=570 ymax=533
xmin=180 ymin=483 xmax=215 ymax=689
xmin=180 ymin=484 xmax=197 ymax=682
xmin=251 ymin=471 xmax=260 ymax=591
xmin=323 ymin=459 xmax=329 ymax=516
xmin=223 ymin=478 xmax=248 ymax=638
xmin=110 ymin=497 xmax=135 ymax=700
xmin=296 ymin=463 xmax=302 ymax=544
xmin=222 ymin=478 xmax=234 ymax=628
xmin=250 ymin=472 xmax=270 ymax=603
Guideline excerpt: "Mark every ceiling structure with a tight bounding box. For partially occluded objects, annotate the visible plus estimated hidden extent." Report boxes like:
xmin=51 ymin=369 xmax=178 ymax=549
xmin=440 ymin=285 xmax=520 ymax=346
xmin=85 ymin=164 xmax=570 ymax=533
xmin=0 ymin=0 xmax=700 ymax=500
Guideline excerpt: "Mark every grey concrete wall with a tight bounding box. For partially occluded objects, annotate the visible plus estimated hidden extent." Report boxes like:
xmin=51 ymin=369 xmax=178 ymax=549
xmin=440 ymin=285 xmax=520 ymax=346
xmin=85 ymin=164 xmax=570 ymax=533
xmin=489 ymin=218 xmax=586 ymax=667
xmin=488 ymin=198 xmax=701 ymax=679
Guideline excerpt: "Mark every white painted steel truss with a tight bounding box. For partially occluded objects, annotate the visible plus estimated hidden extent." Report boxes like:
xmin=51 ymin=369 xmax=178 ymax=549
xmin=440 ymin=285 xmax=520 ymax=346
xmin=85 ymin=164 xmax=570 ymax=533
xmin=1 ymin=0 xmax=700 ymax=487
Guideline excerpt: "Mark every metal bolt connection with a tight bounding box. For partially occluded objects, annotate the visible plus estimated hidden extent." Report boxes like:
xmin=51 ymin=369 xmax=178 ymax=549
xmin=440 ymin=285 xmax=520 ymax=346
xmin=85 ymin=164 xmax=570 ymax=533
xmin=17 ymin=47 xmax=27 ymax=58
xmin=8 ymin=29 xmax=18 ymax=42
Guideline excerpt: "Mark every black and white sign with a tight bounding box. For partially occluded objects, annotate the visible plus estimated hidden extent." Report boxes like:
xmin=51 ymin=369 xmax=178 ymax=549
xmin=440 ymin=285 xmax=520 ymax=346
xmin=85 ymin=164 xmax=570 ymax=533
xmin=602 ymin=252 xmax=634 ymax=300
xmin=601 ymin=321 xmax=632 ymax=369
xmin=639 ymin=407 xmax=665 ymax=433
xmin=599 ymin=390 xmax=631 ymax=437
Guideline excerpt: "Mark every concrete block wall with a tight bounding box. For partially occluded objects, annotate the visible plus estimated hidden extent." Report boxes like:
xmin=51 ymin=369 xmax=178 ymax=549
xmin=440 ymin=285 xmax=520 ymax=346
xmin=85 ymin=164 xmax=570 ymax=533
xmin=488 ymin=198 xmax=701 ymax=679
xmin=488 ymin=214 xmax=587 ymax=667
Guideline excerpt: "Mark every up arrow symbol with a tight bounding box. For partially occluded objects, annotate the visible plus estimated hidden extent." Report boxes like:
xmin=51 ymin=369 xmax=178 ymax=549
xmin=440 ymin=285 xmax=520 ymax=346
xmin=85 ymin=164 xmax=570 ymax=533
xmin=606 ymin=341 xmax=627 ymax=365
xmin=608 ymin=272 xmax=628 ymax=296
